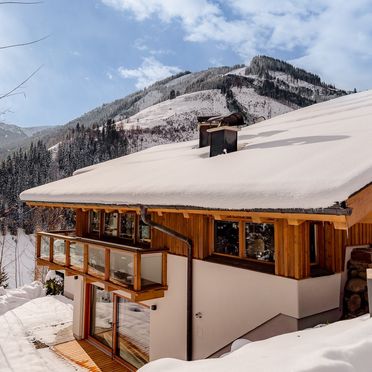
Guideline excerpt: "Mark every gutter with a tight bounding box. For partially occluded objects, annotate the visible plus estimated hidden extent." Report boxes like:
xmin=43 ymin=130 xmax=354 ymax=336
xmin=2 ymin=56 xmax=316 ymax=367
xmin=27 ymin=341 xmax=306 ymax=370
xmin=140 ymin=206 xmax=193 ymax=361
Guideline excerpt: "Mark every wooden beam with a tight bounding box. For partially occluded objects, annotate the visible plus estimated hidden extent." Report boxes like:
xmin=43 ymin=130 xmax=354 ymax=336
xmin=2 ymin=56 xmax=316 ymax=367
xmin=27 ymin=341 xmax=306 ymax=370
xmin=251 ymin=216 xmax=262 ymax=223
xmin=83 ymin=244 xmax=88 ymax=274
xmin=104 ymin=248 xmax=110 ymax=281
xmin=333 ymin=221 xmax=348 ymax=230
xmin=65 ymin=240 xmax=71 ymax=267
xmin=162 ymin=252 xmax=167 ymax=287
xmin=133 ymin=252 xmax=141 ymax=291
xmin=287 ymin=219 xmax=304 ymax=226
xmin=347 ymin=184 xmax=372 ymax=227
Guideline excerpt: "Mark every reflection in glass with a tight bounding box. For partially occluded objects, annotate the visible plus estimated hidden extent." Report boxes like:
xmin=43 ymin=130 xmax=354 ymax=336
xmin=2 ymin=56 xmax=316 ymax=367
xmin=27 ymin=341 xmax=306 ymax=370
xmin=89 ymin=211 xmax=100 ymax=235
xmin=40 ymin=236 xmax=50 ymax=259
xmin=70 ymin=242 xmax=84 ymax=269
xmin=88 ymin=246 xmax=105 ymax=277
xmin=120 ymin=213 xmax=135 ymax=240
xmin=104 ymin=213 xmax=118 ymax=236
xmin=90 ymin=286 xmax=113 ymax=349
xmin=53 ymin=239 xmax=66 ymax=264
xmin=110 ymin=250 xmax=134 ymax=286
xmin=214 ymin=221 xmax=239 ymax=256
xmin=245 ymin=223 xmax=274 ymax=262
xmin=117 ymin=298 xmax=149 ymax=369
xmin=141 ymin=253 xmax=162 ymax=287
xmin=139 ymin=219 xmax=151 ymax=242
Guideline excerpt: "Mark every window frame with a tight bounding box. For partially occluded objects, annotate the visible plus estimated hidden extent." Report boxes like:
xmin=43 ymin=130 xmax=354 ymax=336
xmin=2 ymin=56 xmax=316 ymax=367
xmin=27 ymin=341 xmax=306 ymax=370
xmin=210 ymin=218 xmax=276 ymax=265
xmin=86 ymin=210 xmax=152 ymax=246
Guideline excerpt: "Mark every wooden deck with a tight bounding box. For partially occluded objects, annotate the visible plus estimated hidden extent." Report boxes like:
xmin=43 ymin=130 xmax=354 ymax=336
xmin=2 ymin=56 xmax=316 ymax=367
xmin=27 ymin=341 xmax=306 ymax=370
xmin=53 ymin=340 xmax=132 ymax=371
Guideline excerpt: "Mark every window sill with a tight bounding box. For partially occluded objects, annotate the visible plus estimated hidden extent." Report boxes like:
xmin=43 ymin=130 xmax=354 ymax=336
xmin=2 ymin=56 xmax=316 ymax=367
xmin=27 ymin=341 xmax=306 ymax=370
xmin=205 ymin=254 xmax=275 ymax=275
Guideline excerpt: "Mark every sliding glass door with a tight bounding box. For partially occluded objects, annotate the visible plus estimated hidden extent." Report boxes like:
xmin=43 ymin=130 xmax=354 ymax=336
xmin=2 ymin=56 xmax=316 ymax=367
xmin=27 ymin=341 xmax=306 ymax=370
xmin=89 ymin=286 xmax=114 ymax=349
xmin=116 ymin=297 xmax=150 ymax=369
xmin=88 ymin=284 xmax=150 ymax=369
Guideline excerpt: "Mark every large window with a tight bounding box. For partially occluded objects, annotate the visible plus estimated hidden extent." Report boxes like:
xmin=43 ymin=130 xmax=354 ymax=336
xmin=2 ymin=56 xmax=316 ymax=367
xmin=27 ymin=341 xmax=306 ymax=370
xmin=90 ymin=286 xmax=114 ymax=349
xmin=87 ymin=211 xmax=151 ymax=245
xmin=213 ymin=220 xmax=275 ymax=263
xmin=89 ymin=284 xmax=150 ymax=370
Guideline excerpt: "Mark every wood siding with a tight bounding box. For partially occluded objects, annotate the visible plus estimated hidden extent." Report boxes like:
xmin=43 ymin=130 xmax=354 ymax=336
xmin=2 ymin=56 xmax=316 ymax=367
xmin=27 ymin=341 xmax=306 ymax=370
xmin=75 ymin=208 xmax=372 ymax=280
xmin=151 ymin=213 xmax=210 ymax=259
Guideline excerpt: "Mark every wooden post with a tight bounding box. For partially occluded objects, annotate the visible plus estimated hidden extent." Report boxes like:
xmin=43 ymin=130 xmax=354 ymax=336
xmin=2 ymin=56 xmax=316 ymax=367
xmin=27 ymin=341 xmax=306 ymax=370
xmin=239 ymin=221 xmax=245 ymax=257
xmin=134 ymin=252 xmax=141 ymax=291
xmin=36 ymin=234 xmax=41 ymax=258
xmin=104 ymin=248 xmax=110 ymax=281
xmin=162 ymin=252 xmax=167 ymax=286
xmin=65 ymin=240 xmax=71 ymax=267
xmin=49 ymin=237 xmax=54 ymax=262
xmin=83 ymin=244 xmax=89 ymax=274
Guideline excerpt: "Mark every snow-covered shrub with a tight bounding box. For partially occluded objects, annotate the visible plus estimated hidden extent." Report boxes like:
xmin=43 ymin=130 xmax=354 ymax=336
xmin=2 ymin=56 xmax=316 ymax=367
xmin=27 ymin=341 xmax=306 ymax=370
xmin=44 ymin=270 xmax=64 ymax=296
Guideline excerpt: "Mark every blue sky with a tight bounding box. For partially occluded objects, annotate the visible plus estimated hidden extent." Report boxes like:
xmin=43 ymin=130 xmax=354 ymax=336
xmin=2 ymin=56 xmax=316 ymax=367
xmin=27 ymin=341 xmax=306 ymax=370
xmin=1 ymin=0 xmax=372 ymax=127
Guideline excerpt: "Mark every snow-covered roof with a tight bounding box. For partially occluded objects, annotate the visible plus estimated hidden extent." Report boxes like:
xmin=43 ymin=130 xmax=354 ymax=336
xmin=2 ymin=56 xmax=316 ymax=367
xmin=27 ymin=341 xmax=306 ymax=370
xmin=20 ymin=90 xmax=372 ymax=211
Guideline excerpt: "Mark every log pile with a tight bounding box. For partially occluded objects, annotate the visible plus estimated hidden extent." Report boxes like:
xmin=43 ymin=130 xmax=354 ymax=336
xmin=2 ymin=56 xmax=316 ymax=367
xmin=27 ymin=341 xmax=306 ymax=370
xmin=343 ymin=248 xmax=372 ymax=319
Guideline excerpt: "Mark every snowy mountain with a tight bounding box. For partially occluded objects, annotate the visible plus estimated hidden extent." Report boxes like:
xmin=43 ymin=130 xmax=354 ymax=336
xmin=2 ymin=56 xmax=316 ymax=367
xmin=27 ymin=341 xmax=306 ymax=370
xmin=63 ymin=56 xmax=347 ymax=136
xmin=0 ymin=122 xmax=56 ymax=157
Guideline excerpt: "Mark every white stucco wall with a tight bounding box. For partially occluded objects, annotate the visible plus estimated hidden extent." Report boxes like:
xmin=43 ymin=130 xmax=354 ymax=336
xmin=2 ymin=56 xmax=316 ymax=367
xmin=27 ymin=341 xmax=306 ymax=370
xmin=145 ymin=254 xmax=342 ymax=361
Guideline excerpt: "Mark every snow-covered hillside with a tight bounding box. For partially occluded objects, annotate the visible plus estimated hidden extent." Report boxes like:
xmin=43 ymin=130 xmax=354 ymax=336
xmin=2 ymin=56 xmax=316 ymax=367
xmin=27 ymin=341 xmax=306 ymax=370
xmin=117 ymin=90 xmax=230 ymax=130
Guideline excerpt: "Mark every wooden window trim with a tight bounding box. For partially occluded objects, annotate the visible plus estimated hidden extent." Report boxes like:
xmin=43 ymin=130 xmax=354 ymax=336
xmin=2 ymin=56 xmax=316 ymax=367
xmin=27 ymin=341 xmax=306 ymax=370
xmin=211 ymin=218 xmax=276 ymax=267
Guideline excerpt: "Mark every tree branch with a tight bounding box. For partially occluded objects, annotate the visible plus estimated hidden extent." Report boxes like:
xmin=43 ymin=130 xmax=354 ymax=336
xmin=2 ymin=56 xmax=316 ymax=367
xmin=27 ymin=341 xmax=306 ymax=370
xmin=0 ymin=1 xmax=43 ymax=4
xmin=0 ymin=65 xmax=43 ymax=100
xmin=0 ymin=34 xmax=50 ymax=50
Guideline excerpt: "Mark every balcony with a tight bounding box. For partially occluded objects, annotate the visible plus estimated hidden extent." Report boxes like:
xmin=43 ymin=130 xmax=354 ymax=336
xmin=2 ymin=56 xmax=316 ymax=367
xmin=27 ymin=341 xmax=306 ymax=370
xmin=36 ymin=231 xmax=168 ymax=301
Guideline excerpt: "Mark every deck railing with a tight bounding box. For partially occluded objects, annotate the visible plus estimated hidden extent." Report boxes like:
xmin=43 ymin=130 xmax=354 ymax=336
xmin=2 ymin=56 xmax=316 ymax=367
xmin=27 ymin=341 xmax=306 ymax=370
xmin=36 ymin=231 xmax=167 ymax=294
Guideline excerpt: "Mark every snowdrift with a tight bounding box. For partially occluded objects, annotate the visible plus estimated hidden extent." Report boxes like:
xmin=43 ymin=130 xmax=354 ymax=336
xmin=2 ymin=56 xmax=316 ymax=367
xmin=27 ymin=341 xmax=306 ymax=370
xmin=140 ymin=315 xmax=372 ymax=372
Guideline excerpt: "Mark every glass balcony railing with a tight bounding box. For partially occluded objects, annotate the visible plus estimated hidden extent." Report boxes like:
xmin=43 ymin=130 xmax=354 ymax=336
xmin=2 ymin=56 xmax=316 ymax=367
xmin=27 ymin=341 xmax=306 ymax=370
xmin=35 ymin=231 xmax=167 ymax=294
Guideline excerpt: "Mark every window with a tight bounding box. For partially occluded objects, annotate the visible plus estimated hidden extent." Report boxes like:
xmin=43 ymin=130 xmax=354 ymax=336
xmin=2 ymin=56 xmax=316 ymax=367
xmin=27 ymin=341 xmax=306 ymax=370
xmin=104 ymin=212 xmax=118 ymax=237
xmin=89 ymin=211 xmax=100 ymax=235
xmin=245 ymin=223 xmax=274 ymax=262
xmin=214 ymin=221 xmax=239 ymax=256
xmin=120 ymin=213 xmax=135 ymax=240
xmin=139 ymin=219 xmax=151 ymax=242
xmin=213 ymin=220 xmax=275 ymax=263
xmin=310 ymin=223 xmax=318 ymax=264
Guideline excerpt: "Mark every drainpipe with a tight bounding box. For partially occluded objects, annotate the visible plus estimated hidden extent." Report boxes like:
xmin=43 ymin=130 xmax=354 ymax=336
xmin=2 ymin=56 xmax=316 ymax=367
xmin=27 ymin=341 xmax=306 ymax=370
xmin=140 ymin=206 xmax=193 ymax=361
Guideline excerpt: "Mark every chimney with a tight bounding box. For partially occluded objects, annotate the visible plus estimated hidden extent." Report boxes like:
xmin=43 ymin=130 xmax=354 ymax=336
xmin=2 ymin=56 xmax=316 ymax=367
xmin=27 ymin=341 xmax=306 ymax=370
xmin=207 ymin=126 xmax=238 ymax=157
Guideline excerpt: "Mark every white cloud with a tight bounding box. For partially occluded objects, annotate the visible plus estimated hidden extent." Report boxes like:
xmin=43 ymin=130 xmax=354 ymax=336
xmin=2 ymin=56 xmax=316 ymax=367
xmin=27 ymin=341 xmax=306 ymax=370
xmin=102 ymin=0 xmax=372 ymax=90
xmin=118 ymin=57 xmax=181 ymax=89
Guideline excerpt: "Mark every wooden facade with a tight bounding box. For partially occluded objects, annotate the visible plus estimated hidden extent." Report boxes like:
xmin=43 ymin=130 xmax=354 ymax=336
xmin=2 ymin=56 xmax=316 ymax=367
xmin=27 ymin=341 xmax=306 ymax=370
xmin=59 ymin=209 xmax=372 ymax=281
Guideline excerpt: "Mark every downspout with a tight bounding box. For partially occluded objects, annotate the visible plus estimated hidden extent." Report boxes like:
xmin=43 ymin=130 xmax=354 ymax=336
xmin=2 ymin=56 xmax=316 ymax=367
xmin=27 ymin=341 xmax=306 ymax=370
xmin=140 ymin=206 xmax=193 ymax=361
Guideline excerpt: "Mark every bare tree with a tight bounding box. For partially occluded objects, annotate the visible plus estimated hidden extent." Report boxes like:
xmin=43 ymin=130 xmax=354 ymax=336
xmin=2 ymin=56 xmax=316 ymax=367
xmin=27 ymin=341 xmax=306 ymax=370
xmin=0 ymin=1 xmax=47 ymax=101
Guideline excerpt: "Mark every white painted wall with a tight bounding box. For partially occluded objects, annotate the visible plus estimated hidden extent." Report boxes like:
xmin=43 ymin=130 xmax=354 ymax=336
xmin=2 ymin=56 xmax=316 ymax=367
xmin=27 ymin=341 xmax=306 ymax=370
xmin=145 ymin=254 xmax=342 ymax=361
xmin=72 ymin=275 xmax=85 ymax=340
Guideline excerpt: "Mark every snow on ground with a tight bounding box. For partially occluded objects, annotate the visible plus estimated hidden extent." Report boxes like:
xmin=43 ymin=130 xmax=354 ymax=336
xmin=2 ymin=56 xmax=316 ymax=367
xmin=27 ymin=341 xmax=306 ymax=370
xmin=0 ymin=293 xmax=81 ymax=371
xmin=20 ymin=90 xmax=372 ymax=211
xmin=140 ymin=314 xmax=372 ymax=372
xmin=1 ymin=229 xmax=35 ymax=288
xmin=231 ymin=86 xmax=293 ymax=118
xmin=0 ymin=281 xmax=45 ymax=315
xmin=117 ymin=90 xmax=229 ymax=129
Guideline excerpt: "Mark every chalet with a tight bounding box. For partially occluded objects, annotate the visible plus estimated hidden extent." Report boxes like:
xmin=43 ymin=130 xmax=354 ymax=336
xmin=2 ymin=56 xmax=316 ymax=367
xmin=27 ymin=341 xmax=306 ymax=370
xmin=20 ymin=90 xmax=372 ymax=370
